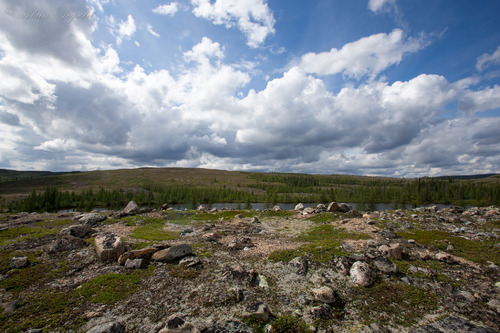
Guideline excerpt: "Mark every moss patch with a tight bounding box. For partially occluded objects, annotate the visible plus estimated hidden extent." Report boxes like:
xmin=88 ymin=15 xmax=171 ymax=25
xmin=270 ymin=314 xmax=313 ymax=333
xmin=352 ymin=280 xmax=441 ymax=327
xmin=0 ymin=227 xmax=58 ymax=246
xmin=129 ymin=218 xmax=180 ymax=241
xmin=398 ymin=229 xmax=500 ymax=265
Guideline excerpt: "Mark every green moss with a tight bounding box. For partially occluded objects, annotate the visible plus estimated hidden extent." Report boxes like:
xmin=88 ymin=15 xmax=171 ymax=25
xmin=167 ymin=263 xmax=201 ymax=279
xmin=0 ymin=226 xmax=58 ymax=246
xmin=353 ymin=280 xmax=441 ymax=327
xmin=192 ymin=210 xmax=254 ymax=221
xmin=130 ymin=220 xmax=180 ymax=241
xmin=270 ymin=314 xmax=313 ymax=333
xmin=242 ymin=317 xmax=266 ymax=333
xmin=34 ymin=218 xmax=74 ymax=228
xmin=269 ymin=225 xmax=368 ymax=263
xmin=0 ymin=259 xmax=69 ymax=292
xmin=398 ymin=229 xmax=500 ymax=265
xmin=75 ymin=267 xmax=153 ymax=304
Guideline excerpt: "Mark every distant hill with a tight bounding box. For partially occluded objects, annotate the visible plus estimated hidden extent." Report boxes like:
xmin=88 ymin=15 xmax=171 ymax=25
xmin=0 ymin=169 xmax=79 ymax=182
xmin=434 ymin=174 xmax=499 ymax=180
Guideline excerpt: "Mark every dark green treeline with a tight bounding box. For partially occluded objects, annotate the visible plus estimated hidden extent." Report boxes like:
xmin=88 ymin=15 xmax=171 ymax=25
xmin=4 ymin=174 xmax=499 ymax=213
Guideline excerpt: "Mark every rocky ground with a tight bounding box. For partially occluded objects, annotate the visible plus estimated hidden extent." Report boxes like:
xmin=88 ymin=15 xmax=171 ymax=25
xmin=0 ymin=202 xmax=499 ymax=333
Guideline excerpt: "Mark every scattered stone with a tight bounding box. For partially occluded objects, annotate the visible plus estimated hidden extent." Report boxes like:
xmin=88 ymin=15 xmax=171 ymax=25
xmin=362 ymin=323 xmax=391 ymax=333
xmin=179 ymin=255 xmax=201 ymax=267
xmin=338 ymin=203 xmax=352 ymax=213
xmin=256 ymin=274 xmax=269 ymax=288
xmin=94 ymin=233 xmax=125 ymax=262
xmin=123 ymin=201 xmax=140 ymax=215
xmin=409 ymin=316 xmax=498 ymax=333
xmin=50 ymin=235 xmax=87 ymax=253
xmin=202 ymin=232 xmax=220 ymax=242
xmin=152 ymin=244 xmax=193 ymax=262
xmin=312 ymin=286 xmax=337 ymax=304
xmin=76 ymin=213 xmax=107 ymax=226
xmin=487 ymin=299 xmax=500 ymax=313
xmin=378 ymin=243 xmax=404 ymax=259
xmin=242 ymin=303 xmax=273 ymax=322
xmin=272 ymin=205 xmax=282 ymax=211
xmin=222 ymin=265 xmax=257 ymax=284
xmin=289 ymin=256 xmax=309 ymax=275
xmin=373 ymin=256 xmax=398 ymax=275
xmin=294 ymin=203 xmax=305 ymax=211
xmin=303 ymin=207 xmax=316 ymax=215
xmin=335 ymin=256 xmax=352 ymax=275
xmin=250 ymin=216 xmax=260 ymax=223
xmin=124 ymin=258 xmax=147 ymax=269
xmin=327 ymin=202 xmax=339 ymax=212
xmin=350 ymin=261 xmax=375 ymax=287
xmin=228 ymin=237 xmax=254 ymax=250
xmin=310 ymin=304 xmax=332 ymax=319
xmin=435 ymin=252 xmax=456 ymax=264
xmin=10 ymin=256 xmax=30 ymax=269
xmin=60 ymin=224 xmax=93 ymax=238
xmin=86 ymin=321 xmax=125 ymax=333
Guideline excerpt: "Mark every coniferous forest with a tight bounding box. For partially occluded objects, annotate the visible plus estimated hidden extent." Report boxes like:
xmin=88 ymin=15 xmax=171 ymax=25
xmin=1 ymin=169 xmax=498 ymax=213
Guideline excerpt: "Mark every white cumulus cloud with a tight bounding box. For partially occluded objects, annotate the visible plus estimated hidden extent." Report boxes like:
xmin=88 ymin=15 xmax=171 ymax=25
xmin=476 ymin=46 xmax=500 ymax=71
xmin=191 ymin=0 xmax=275 ymax=48
xmin=153 ymin=2 xmax=179 ymax=16
xmin=299 ymin=29 xmax=426 ymax=79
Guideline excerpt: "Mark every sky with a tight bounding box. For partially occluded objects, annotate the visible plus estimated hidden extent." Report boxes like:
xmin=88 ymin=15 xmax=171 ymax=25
xmin=0 ymin=0 xmax=499 ymax=177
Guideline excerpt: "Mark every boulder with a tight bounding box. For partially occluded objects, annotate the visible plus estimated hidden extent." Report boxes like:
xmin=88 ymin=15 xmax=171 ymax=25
xmin=336 ymin=256 xmax=351 ymax=275
xmin=272 ymin=205 xmax=282 ymax=212
xmin=228 ymin=237 xmax=254 ymax=250
xmin=123 ymin=200 xmax=140 ymax=215
xmin=378 ymin=243 xmax=404 ymax=259
xmin=373 ymin=257 xmax=398 ymax=275
xmin=327 ymin=202 xmax=339 ymax=212
xmin=435 ymin=252 xmax=456 ymax=264
xmin=152 ymin=244 xmax=193 ymax=262
xmin=124 ymin=258 xmax=147 ymax=269
xmin=94 ymin=233 xmax=125 ymax=262
xmin=289 ymin=256 xmax=308 ymax=275
xmin=202 ymin=232 xmax=220 ymax=242
xmin=76 ymin=213 xmax=107 ymax=226
xmin=179 ymin=255 xmax=201 ymax=267
xmin=60 ymin=224 xmax=93 ymax=238
xmin=316 ymin=204 xmax=327 ymax=212
xmin=159 ymin=315 xmax=200 ymax=333
xmin=312 ymin=286 xmax=337 ymax=304
xmin=50 ymin=235 xmax=87 ymax=253
xmin=242 ymin=303 xmax=273 ymax=322
xmin=294 ymin=203 xmax=305 ymax=211
xmin=302 ymin=207 xmax=316 ymax=215
xmin=338 ymin=203 xmax=352 ymax=213
xmin=86 ymin=322 xmax=125 ymax=333
xmin=350 ymin=261 xmax=375 ymax=287
xmin=10 ymin=256 xmax=30 ymax=269
xmin=250 ymin=216 xmax=260 ymax=223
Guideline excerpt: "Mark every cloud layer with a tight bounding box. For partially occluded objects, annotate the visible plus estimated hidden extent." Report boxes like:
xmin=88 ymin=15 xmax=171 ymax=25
xmin=0 ymin=0 xmax=499 ymax=177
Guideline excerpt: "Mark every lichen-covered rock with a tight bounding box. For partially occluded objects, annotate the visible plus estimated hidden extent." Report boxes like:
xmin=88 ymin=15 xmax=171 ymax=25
xmin=124 ymin=258 xmax=147 ymax=269
xmin=152 ymin=244 xmax=193 ymax=262
xmin=123 ymin=200 xmax=140 ymax=215
xmin=378 ymin=243 xmax=404 ymax=259
xmin=60 ymin=224 xmax=93 ymax=238
xmin=435 ymin=252 xmax=456 ymax=264
xmin=327 ymin=202 xmax=339 ymax=212
xmin=289 ymin=256 xmax=308 ymax=275
xmin=312 ymin=286 xmax=337 ymax=304
xmin=242 ymin=303 xmax=273 ymax=322
xmin=294 ymin=203 xmax=305 ymax=211
xmin=10 ymin=256 xmax=30 ymax=269
xmin=350 ymin=261 xmax=375 ymax=287
xmin=373 ymin=257 xmax=398 ymax=275
xmin=86 ymin=321 xmax=125 ymax=333
xmin=94 ymin=233 xmax=125 ymax=262
xmin=228 ymin=237 xmax=254 ymax=250
xmin=75 ymin=213 xmax=107 ymax=226
xmin=50 ymin=235 xmax=86 ymax=253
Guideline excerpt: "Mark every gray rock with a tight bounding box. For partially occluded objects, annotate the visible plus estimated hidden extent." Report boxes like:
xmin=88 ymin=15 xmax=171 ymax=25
xmin=338 ymin=203 xmax=352 ymax=213
xmin=1 ymin=300 xmax=18 ymax=316
xmin=409 ymin=316 xmax=498 ymax=333
xmin=60 ymin=224 xmax=93 ymax=238
xmin=228 ymin=237 xmax=254 ymax=250
xmin=94 ymin=233 xmax=125 ymax=262
xmin=179 ymin=255 xmax=201 ymax=267
xmin=86 ymin=321 xmax=125 ymax=333
xmin=312 ymin=286 xmax=337 ymax=304
xmin=250 ymin=216 xmax=260 ymax=223
xmin=222 ymin=265 xmax=257 ymax=284
xmin=152 ymin=244 xmax=193 ymax=262
xmin=50 ymin=235 xmax=87 ymax=253
xmin=272 ymin=205 xmax=282 ymax=211
xmin=123 ymin=200 xmax=140 ymax=215
xmin=303 ymin=207 xmax=316 ymax=215
xmin=76 ymin=213 xmax=107 ymax=226
xmin=350 ymin=261 xmax=375 ymax=287
xmin=310 ymin=304 xmax=332 ymax=319
xmin=378 ymin=243 xmax=404 ymax=259
xmin=335 ymin=256 xmax=351 ymax=275
xmin=362 ymin=323 xmax=391 ymax=333
xmin=289 ymin=256 xmax=308 ymax=275
xmin=294 ymin=203 xmax=305 ymax=211
xmin=242 ymin=303 xmax=273 ymax=322
xmin=10 ymin=256 xmax=30 ymax=269
xmin=327 ymin=202 xmax=339 ymax=212
xmin=124 ymin=258 xmax=147 ymax=269
xmin=373 ymin=257 xmax=398 ymax=275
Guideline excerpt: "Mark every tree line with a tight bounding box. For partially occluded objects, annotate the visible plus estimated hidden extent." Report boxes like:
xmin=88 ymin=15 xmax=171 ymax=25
xmin=2 ymin=175 xmax=499 ymax=213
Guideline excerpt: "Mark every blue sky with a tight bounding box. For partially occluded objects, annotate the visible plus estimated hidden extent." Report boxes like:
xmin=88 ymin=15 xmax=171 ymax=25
xmin=0 ymin=0 xmax=499 ymax=177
